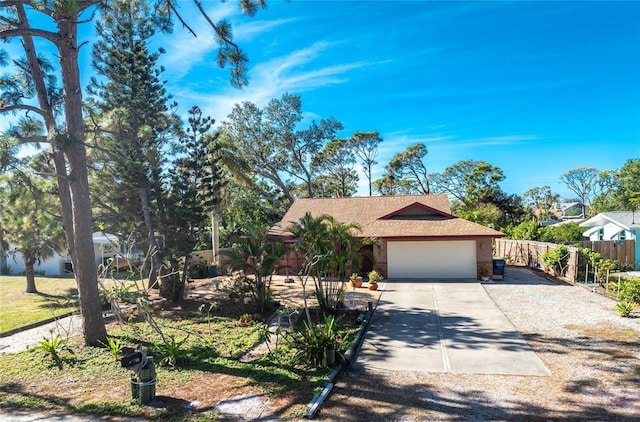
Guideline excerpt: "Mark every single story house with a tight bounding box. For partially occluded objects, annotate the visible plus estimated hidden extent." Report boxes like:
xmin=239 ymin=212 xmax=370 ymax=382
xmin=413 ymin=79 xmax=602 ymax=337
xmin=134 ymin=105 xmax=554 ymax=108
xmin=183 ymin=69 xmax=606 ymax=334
xmin=271 ymin=195 xmax=505 ymax=279
xmin=1 ymin=232 xmax=121 ymax=277
xmin=580 ymin=211 xmax=640 ymax=269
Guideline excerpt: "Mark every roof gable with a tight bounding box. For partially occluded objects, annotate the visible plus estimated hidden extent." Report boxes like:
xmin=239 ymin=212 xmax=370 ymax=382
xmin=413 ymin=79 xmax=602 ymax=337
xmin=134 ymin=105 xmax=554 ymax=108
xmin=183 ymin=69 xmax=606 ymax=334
xmin=380 ymin=202 xmax=453 ymax=221
xmin=580 ymin=211 xmax=640 ymax=230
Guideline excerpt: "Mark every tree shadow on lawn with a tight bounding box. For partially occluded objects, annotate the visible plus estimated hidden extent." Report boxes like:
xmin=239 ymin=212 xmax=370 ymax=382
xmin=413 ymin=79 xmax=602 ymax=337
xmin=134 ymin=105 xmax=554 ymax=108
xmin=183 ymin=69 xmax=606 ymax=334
xmin=35 ymin=288 xmax=79 ymax=311
xmin=107 ymin=297 xmax=330 ymax=402
xmin=0 ymin=382 xmax=146 ymax=419
xmin=523 ymin=331 xmax=640 ymax=385
xmin=319 ymin=366 xmax=640 ymax=422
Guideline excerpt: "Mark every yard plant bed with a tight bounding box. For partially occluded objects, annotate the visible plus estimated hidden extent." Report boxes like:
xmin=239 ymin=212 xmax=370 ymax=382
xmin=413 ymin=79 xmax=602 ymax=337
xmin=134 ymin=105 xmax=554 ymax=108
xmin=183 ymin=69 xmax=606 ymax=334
xmin=316 ymin=266 xmax=640 ymax=421
xmin=0 ymin=277 xmax=381 ymax=420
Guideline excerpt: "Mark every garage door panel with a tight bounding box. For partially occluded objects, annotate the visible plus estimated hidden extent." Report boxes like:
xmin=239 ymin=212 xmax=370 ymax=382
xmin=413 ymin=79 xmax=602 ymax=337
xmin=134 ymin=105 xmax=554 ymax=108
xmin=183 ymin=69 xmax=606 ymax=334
xmin=387 ymin=240 xmax=476 ymax=279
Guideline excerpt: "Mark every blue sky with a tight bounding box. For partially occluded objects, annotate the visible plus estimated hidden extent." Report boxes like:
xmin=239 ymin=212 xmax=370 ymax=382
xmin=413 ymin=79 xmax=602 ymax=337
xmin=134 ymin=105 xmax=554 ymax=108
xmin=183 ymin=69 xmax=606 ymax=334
xmin=7 ymin=1 xmax=640 ymax=199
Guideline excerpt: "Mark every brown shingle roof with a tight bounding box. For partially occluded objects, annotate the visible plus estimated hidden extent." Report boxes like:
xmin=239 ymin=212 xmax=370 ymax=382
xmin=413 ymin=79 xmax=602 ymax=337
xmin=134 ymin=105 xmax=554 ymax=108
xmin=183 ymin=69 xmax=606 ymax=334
xmin=272 ymin=195 xmax=504 ymax=239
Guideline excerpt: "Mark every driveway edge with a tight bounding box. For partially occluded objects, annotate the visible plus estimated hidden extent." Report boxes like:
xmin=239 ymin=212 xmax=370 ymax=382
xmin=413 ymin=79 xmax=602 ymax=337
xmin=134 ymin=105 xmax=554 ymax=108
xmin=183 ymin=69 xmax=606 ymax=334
xmin=303 ymin=297 xmax=380 ymax=419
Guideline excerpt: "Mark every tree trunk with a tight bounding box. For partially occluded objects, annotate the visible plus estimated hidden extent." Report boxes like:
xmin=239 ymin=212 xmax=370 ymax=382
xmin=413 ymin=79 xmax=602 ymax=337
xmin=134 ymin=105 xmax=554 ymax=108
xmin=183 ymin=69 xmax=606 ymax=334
xmin=25 ymin=258 xmax=37 ymax=294
xmin=12 ymin=3 xmax=106 ymax=345
xmin=139 ymin=187 xmax=162 ymax=288
xmin=367 ymin=162 xmax=373 ymax=196
xmin=58 ymin=18 xmax=107 ymax=346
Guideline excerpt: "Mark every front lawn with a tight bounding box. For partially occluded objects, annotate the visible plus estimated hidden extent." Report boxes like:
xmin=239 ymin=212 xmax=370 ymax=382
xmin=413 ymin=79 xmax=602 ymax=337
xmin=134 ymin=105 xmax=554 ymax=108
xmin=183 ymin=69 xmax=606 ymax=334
xmin=0 ymin=276 xmax=79 ymax=334
xmin=0 ymin=278 xmax=365 ymax=420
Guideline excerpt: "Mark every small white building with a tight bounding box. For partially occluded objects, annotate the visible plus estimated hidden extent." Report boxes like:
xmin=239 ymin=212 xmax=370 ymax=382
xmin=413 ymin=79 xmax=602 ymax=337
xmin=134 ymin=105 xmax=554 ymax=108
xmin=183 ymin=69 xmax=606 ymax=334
xmin=1 ymin=232 xmax=121 ymax=276
xmin=580 ymin=211 xmax=640 ymax=269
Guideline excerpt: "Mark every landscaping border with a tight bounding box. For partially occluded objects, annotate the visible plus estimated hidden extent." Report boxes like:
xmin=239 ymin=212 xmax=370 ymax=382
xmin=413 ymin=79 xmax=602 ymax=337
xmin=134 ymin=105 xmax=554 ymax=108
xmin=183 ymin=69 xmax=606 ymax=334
xmin=0 ymin=311 xmax=77 ymax=338
xmin=303 ymin=300 xmax=377 ymax=419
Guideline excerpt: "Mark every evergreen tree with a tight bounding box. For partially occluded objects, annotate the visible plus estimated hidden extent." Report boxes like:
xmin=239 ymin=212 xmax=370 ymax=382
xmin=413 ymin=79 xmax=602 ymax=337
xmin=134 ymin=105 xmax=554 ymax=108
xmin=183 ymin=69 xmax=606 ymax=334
xmin=162 ymin=106 xmax=225 ymax=298
xmin=222 ymin=93 xmax=343 ymax=206
xmin=349 ymin=131 xmax=382 ymax=196
xmin=312 ymin=138 xmax=358 ymax=198
xmin=0 ymin=160 xmax=65 ymax=293
xmin=0 ymin=0 xmax=265 ymax=346
xmin=0 ymin=2 xmax=108 ymax=345
xmin=380 ymin=143 xmax=431 ymax=195
xmin=87 ymin=0 xmax=180 ymax=288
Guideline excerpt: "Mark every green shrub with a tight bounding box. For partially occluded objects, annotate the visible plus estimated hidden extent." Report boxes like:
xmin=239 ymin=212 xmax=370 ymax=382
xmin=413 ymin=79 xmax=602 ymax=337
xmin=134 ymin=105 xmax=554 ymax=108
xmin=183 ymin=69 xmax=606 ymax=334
xmin=239 ymin=313 xmax=260 ymax=325
xmin=153 ymin=334 xmax=189 ymax=367
xmin=285 ymin=314 xmax=346 ymax=368
xmin=29 ymin=333 xmax=74 ymax=369
xmin=539 ymin=222 xmax=585 ymax=243
xmin=507 ymin=220 xmax=540 ymax=240
xmin=542 ymin=245 xmax=569 ymax=275
xmin=99 ymin=337 xmax=125 ymax=361
xmin=615 ymin=301 xmax=637 ymax=318
xmin=620 ymin=278 xmax=640 ymax=303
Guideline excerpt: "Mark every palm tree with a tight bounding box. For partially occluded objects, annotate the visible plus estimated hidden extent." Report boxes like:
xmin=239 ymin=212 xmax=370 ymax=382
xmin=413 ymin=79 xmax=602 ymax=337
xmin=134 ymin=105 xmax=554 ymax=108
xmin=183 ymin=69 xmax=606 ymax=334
xmin=288 ymin=213 xmax=371 ymax=316
xmin=222 ymin=225 xmax=284 ymax=313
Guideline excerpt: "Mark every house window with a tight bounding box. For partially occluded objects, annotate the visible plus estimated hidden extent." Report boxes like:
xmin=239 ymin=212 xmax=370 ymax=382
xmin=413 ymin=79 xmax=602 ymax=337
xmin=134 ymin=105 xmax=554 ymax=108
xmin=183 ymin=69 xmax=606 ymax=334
xmin=598 ymin=229 xmax=604 ymax=240
xmin=620 ymin=232 xmax=626 ymax=240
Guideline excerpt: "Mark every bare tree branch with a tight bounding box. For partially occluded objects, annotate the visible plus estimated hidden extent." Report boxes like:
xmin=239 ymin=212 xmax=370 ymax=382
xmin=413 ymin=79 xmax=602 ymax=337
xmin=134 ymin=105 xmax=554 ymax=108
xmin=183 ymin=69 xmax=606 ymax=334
xmin=0 ymin=27 xmax=61 ymax=45
xmin=166 ymin=0 xmax=197 ymax=37
xmin=0 ymin=103 xmax=45 ymax=117
xmin=194 ymin=0 xmax=241 ymax=51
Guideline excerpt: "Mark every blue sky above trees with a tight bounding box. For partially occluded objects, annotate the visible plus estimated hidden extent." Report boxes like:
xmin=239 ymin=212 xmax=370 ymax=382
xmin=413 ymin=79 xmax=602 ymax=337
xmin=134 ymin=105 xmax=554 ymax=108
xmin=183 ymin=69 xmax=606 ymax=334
xmin=7 ymin=0 xmax=640 ymax=199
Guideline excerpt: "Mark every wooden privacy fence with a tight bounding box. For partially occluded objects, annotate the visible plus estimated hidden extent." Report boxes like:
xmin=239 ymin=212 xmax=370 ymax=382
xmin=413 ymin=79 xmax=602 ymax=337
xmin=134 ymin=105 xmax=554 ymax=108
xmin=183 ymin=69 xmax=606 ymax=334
xmin=494 ymin=239 xmax=580 ymax=281
xmin=576 ymin=240 xmax=636 ymax=270
xmin=494 ymin=238 xmax=637 ymax=282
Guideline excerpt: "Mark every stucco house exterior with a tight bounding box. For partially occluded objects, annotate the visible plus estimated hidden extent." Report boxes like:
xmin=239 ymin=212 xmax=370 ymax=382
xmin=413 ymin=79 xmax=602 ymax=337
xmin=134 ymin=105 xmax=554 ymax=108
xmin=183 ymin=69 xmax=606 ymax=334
xmin=271 ymin=195 xmax=505 ymax=279
xmin=580 ymin=211 xmax=640 ymax=269
xmin=1 ymin=232 xmax=121 ymax=276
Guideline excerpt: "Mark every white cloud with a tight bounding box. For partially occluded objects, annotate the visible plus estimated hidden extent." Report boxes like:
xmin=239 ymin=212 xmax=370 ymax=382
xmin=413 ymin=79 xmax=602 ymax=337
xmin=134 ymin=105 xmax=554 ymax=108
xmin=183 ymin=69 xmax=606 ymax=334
xmin=455 ymin=134 xmax=543 ymax=148
xmin=158 ymin=1 xmax=239 ymax=78
xmin=234 ymin=18 xmax=297 ymax=43
xmin=159 ymin=6 xmax=294 ymax=80
xmin=172 ymin=41 xmax=375 ymax=123
xmin=379 ymin=132 xmax=453 ymax=156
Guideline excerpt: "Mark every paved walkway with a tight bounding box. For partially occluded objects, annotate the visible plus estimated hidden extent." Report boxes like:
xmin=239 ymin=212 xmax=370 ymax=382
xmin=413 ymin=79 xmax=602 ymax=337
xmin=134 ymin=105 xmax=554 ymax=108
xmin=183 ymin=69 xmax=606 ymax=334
xmin=0 ymin=314 xmax=84 ymax=354
xmin=358 ymin=279 xmax=550 ymax=375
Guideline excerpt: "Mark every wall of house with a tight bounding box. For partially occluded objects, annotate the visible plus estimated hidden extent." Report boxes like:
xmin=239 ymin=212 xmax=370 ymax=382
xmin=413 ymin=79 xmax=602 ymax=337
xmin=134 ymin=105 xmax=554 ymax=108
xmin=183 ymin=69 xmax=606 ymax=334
xmin=635 ymin=230 xmax=640 ymax=270
xmin=588 ymin=223 xmax=634 ymax=242
xmin=3 ymin=247 xmax=65 ymax=276
xmin=627 ymin=229 xmax=640 ymax=270
xmin=477 ymin=238 xmax=494 ymax=277
xmin=373 ymin=242 xmax=388 ymax=277
xmin=603 ymin=223 xmax=624 ymax=240
xmin=94 ymin=244 xmax=119 ymax=267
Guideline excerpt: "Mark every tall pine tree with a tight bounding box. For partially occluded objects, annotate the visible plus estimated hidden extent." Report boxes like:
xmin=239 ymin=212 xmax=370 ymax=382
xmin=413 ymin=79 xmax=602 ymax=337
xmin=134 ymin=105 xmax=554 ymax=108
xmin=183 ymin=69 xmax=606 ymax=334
xmin=87 ymin=0 xmax=179 ymax=288
xmin=163 ymin=106 xmax=225 ymax=299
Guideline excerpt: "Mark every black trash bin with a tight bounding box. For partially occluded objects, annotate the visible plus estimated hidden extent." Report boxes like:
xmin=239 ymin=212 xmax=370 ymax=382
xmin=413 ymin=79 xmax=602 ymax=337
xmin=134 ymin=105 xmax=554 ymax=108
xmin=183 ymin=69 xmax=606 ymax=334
xmin=492 ymin=258 xmax=505 ymax=280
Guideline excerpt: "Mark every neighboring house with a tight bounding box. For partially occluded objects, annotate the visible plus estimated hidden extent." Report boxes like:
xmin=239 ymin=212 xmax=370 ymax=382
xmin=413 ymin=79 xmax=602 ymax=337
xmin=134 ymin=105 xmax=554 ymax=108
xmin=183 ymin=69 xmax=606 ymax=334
xmin=559 ymin=201 xmax=585 ymax=219
xmin=2 ymin=232 xmax=121 ymax=277
xmin=271 ymin=195 xmax=505 ymax=279
xmin=540 ymin=219 xmax=559 ymax=227
xmin=580 ymin=211 xmax=640 ymax=269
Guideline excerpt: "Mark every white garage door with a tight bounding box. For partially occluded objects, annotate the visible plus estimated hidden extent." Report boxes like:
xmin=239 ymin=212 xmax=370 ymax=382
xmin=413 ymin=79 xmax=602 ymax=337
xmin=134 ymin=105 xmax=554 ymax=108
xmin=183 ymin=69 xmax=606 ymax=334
xmin=387 ymin=240 xmax=477 ymax=279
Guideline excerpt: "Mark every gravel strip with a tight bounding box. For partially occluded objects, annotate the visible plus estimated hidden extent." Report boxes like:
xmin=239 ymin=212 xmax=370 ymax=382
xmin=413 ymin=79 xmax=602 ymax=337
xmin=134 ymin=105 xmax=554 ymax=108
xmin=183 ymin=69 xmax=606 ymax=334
xmin=484 ymin=266 xmax=640 ymax=338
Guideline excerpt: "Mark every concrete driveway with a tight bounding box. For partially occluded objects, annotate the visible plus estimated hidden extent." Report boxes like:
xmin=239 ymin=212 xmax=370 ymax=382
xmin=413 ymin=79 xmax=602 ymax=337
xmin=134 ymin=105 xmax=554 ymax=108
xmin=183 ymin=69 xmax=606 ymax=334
xmin=357 ymin=280 xmax=550 ymax=375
